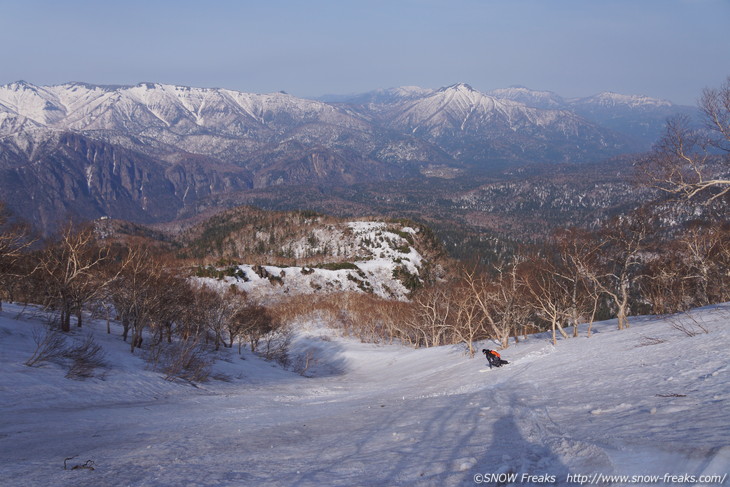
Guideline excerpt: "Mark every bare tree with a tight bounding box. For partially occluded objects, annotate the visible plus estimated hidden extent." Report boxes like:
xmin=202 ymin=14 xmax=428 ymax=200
xmin=643 ymin=224 xmax=730 ymax=313
xmin=406 ymin=285 xmax=454 ymax=348
xmin=493 ymin=257 xmax=532 ymax=346
xmin=524 ymin=255 xmax=571 ymax=345
xmin=679 ymin=224 xmax=730 ymax=305
xmin=642 ymin=243 xmax=695 ymax=315
xmin=152 ymin=276 xmax=194 ymax=345
xmin=36 ymin=225 xmax=113 ymax=332
xmin=578 ymin=215 xmax=651 ymax=330
xmin=0 ymin=203 xmax=34 ymax=311
xmin=231 ymin=303 xmax=276 ymax=353
xmin=190 ymin=284 xmax=247 ymax=352
xmin=460 ymin=259 xmax=527 ymax=349
xmin=451 ymin=278 xmax=487 ymax=357
xmin=642 ymin=76 xmax=730 ymax=202
xmin=552 ymin=228 xmax=603 ymax=337
xmin=109 ymin=246 xmax=175 ymax=353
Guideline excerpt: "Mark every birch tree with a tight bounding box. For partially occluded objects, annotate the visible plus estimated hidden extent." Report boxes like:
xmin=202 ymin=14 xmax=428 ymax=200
xmin=524 ymin=256 xmax=571 ymax=345
xmin=577 ymin=215 xmax=651 ymax=330
xmin=461 ymin=259 xmax=527 ymax=349
xmin=37 ymin=225 xmax=112 ymax=332
xmin=643 ymin=76 xmax=730 ymax=202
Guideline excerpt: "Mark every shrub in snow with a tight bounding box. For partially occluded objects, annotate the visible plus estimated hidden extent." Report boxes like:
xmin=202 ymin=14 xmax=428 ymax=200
xmin=25 ymin=327 xmax=67 ymax=367
xmin=64 ymin=333 xmax=106 ymax=379
xmin=145 ymin=339 xmax=213 ymax=384
xmin=259 ymin=326 xmax=293 ymax=368
xmin=25 ymin=327 xmax=106 ymax=379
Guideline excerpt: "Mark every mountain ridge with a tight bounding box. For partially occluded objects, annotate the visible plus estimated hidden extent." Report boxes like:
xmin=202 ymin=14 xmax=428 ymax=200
xmin=0 ymin=80 xmax=695 ymax=233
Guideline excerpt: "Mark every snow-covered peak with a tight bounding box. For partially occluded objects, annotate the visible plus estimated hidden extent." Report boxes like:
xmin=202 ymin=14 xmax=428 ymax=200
xmin=572 ymin=91 xmax=673 ymax=109
xmin=388 ymin=85 xmax=434 ymax=98
xmin=4 ymin=80 xmax=35 ymax=91
xmin=0 ymin=81 xmax=354 ymax=135
xmin=389 ymin=81 xmax=564 ymax=135
xmin=321 ymin=85 xmax=435 ymax=105
xmin=59 ymin=81 xmax=124 ymax=91
xmin=489 ymin=86 xmax=566 ymax=109
xmin=0 ymin=81 xmax=67 ymax=125
xmin=439 ymin=82 xmax=477 ymax=94
xmin=420 ymin=82 xmax=506 ymax=110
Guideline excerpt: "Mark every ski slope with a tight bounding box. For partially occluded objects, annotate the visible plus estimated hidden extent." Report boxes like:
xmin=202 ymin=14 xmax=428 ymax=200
xmin=0 ymin=303 xmax=728 ymax=486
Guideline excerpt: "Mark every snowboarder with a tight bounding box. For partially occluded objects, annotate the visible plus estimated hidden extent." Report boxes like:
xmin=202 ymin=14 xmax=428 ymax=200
xmin=482 ymin=349 xmax=509 ymax=368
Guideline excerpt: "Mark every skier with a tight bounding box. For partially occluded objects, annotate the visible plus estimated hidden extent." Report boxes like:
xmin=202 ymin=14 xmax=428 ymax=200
xmin=482 ymin=349 xmax=509 ymax=368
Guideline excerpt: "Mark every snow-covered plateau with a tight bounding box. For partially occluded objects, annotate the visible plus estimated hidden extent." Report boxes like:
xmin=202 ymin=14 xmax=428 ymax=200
xmin=1 ymin=301 xmax=728 ymax=487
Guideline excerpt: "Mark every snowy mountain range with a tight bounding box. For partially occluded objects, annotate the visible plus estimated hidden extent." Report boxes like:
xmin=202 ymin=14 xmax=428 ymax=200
xmin=0 ymin=80 xmax=694 ymax=232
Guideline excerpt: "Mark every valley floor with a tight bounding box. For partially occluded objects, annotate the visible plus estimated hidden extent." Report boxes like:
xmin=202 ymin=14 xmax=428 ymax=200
xmin=1 ymin=303 xmax=728 ymax=486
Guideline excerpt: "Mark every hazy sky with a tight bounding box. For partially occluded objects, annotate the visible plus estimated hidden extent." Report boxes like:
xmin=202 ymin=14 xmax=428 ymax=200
xmin=1 ymin=0 xmax=728 ymax=104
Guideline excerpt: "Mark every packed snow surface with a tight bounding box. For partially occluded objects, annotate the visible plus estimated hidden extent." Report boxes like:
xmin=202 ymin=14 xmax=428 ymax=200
xmin=1 ymin=303 xmax=728 ymax=486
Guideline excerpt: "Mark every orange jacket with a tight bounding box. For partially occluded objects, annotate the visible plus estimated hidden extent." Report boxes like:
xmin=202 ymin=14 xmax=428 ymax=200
xmin=490 ymin=350 xmax=500 ymax=358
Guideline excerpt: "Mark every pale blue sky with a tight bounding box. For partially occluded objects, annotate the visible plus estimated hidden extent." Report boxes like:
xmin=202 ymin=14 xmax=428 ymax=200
xmin=1 ymin=0 xmax=728 ymax=104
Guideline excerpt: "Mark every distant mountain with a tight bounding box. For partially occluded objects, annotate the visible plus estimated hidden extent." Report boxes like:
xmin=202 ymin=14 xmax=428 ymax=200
xmin=318 ymin=86 xmax=435 ymax=105
xmin=567 ymin=92 xmax=698 ymax=147
xmin=0 ymin=80 xmax=693 ymax=234
xmin=489 ymin=85 xmax=698 ymax=147
xmin=488 ymin=86 xmax=566 ymax=109
xmin=369 ymin=83 xmax=632 ymax=165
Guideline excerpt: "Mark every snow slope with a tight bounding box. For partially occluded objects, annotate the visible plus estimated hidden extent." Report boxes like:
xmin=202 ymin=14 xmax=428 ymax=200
xmin=0 ymin=303 xmax=728 ymax=486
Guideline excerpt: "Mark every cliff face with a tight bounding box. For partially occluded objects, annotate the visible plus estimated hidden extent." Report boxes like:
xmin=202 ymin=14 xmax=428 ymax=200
xmin=1 ymin=132 xmax=256 ymax=231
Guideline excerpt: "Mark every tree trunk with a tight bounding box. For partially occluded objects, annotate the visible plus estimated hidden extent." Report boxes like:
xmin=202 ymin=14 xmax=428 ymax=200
xmin=60 ymin=304 xmax=72 ymax=332
xmin=154 ymin=328 xmax=163 ymax=346
xmin=618 ymin=281 xmax=630 ymax=329
xmin=122 ymin=317 xmax=130 ymax=342
xmin=130 ymin=329 xmax=143 ymax=353
xmin=551 ymin=317 xmax=557 ymax=345
xmin=617 ymin=304 xmax=628 ymax=330
xmin=555 ymin=320 xmax=569 ymax=339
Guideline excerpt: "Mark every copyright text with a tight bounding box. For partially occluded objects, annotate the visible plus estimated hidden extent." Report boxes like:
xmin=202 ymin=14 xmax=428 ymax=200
xmin=472 ymin=472 xmax=728 ymax=485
